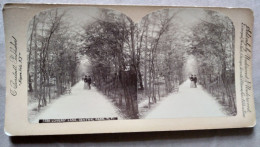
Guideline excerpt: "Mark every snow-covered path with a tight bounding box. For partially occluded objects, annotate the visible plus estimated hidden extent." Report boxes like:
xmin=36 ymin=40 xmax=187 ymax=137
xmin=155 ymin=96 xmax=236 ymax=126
xmin=145 ymin=80 xmax=225 ymax=119
xmin=32 ymin=81 xmax=121 ymax=123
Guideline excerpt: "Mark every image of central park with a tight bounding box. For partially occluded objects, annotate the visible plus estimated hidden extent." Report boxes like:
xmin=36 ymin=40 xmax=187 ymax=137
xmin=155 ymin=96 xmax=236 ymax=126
xmin=27 ymin=7 xmax=236 ymax=122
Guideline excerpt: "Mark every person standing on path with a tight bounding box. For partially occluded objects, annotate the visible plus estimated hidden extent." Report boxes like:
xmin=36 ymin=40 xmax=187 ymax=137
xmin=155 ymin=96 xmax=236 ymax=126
xmin=190 ymin=75 xmax=194 ymax=88
xmin=87 ymin=76 xmax=92 ymax=90
xmin=194 ymin=75 xmax=197 ymax=88
xmin=83 ymin=75 xmax=88 ymax=89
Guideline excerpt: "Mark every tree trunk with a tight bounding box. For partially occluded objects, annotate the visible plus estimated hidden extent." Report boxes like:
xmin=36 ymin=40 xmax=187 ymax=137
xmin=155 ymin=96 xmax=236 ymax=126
xmin=144 ymin=25 xmax=148 ymax=96
xmin=28 ymin=16 xmax=36 ymax=92
xmin=33 ymin=25 xmax=38 ymax=98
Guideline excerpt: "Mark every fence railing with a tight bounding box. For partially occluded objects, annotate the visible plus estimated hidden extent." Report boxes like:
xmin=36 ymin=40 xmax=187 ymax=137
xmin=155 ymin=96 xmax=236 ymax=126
xmin=200 ymin=75 xmax=236 ymax=115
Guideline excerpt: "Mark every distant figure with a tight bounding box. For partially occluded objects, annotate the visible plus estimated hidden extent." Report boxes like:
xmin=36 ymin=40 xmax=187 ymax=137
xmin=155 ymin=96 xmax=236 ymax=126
xmin=190 ymin=75 xmax=193 ymax=88
xmin=87 ymin=75 xmax=92 ymax=90
xmin=194 ymin=75 xmax=197 ymax=88
xmin=83 ymin=75 xmax=88 ymax=89
xmin=190 ymin=74 xmax=194 ymax=88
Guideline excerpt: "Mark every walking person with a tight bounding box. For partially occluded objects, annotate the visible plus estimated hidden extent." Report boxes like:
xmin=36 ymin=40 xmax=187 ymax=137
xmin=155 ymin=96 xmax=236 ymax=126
xmin=190 ymin=74 xmax=194 ymax=88
xmin=194 ymin=75 xmax=197 ymax=88
xmin=83 ymin=75 xmax=88 ymax=89
xmin=87 ymin=75 xmax=92 ymax=90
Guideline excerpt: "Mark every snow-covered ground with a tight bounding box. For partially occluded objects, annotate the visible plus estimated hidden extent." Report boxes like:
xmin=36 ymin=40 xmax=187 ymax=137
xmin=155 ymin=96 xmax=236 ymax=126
xmin=31 ymin=81 xmax=122 ymax=123
xmin=145 ymin=79 xmax=226 ymax=119
xmin=30 ymin=79 xmax=225 ymax=123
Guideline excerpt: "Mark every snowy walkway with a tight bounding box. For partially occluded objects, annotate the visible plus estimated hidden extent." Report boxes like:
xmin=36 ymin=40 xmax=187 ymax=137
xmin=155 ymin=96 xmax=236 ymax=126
xmin=32 ymin=81 xmax=121 ymax=123
xmin=145 ymin=80 xmax=225 ymax=119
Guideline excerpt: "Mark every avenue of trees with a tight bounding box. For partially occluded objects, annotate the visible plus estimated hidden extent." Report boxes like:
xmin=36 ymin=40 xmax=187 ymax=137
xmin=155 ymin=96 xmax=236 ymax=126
xmin=191 ymin=11 xmax=236 ymax=114
xmin=28 ymin=8 xmax=236 ymax=117
xmin=138 ymin=9 xmax=236 ymax=115
xmin=27 ymin=9 xmax=80 ymax=111
xmin=137 ymin=9 xmax=187 ymax=107
xmin=81 ymin=9 xmax=188 ymax=118
xmin=81 ymin=9 xmax=139 ymax=118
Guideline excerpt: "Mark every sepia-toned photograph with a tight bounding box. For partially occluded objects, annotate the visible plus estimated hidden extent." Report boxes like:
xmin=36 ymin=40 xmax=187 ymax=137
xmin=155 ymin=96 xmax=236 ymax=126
xmin=27 ymin=7 xmax=236 ymax=123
